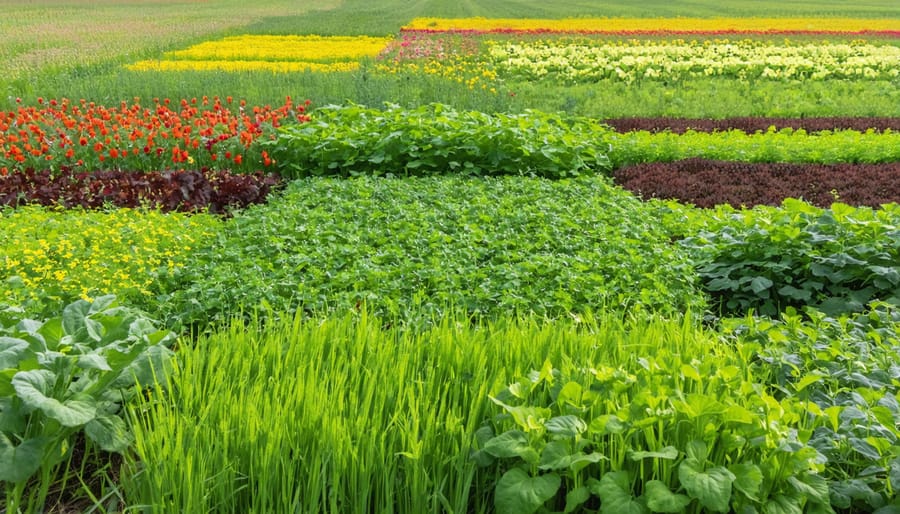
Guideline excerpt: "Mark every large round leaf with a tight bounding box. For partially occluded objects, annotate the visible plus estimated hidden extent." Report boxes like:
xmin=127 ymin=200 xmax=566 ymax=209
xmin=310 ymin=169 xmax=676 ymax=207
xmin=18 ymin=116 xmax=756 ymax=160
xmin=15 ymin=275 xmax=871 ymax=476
xmin=12 ymin=370 xmax=97 ymax=427
xmin=495 ymin=468 xmax=561 ymax=514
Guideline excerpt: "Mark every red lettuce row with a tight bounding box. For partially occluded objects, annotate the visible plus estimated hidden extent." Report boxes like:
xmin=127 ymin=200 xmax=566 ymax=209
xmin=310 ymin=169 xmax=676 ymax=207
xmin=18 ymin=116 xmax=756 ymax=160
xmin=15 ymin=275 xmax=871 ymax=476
xmin=602 ymin=117 xmax=900 ymax=134
xmin=0 ymin=168 xmax=282 ymax=214
xmin=614 ymin=158 xmax=900 ymax=208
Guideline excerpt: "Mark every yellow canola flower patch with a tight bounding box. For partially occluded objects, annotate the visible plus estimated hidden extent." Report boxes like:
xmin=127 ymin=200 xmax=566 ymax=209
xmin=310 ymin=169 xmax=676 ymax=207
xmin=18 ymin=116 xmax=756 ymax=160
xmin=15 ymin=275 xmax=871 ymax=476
xmin=167 ymin=35 xmax=393 ymax=62
xmin=128 ymin=59 xmax=360 ymax=73
xmin=404 ymin=17 xmax=900 ymax=34
xmin=127 ymin=35 xmax=391 ymax=74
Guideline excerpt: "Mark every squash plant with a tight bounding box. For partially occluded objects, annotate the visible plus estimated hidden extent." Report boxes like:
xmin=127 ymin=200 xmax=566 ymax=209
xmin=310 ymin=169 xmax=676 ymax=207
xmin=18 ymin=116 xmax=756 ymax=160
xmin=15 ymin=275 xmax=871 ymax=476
xmin=0 ymin=295 xmax=175 ymax=511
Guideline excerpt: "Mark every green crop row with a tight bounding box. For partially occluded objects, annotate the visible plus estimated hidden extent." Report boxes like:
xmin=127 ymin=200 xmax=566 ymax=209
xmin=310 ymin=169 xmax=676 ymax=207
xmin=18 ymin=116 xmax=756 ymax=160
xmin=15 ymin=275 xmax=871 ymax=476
xmin=146 ymin=175 xmax=704 ymax=329
xmin=664 ymin=199 xmax=900 ymax=317
xmin=267 ymin=103 xmax=611 ymax=179
xmin=118 ymin=304 xmax=900 ymax=513
xmin=605 ymin=128 xmax=900 ymax=168
xmin=264 ymin=104 xmax=900 ymax=180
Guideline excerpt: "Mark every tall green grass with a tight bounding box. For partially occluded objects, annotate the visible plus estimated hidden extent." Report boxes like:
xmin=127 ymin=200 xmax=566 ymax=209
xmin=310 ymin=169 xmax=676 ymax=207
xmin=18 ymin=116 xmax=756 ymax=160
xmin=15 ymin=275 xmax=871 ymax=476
xmin=123 ymin=310 xmax=725 ymax=513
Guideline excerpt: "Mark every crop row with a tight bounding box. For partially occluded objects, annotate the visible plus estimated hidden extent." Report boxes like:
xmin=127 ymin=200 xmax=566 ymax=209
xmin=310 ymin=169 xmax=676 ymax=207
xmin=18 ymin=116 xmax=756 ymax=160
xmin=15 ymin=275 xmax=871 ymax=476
xmin=614 ymin=159 xmax=900 ymax=208
xmin=0 ymin=97 xmax=309 ymax=175
xmin=484 ymin=39 xmax=900 ymax=82
xmin=0 ymin=167 xmax=281 ymax=212
xmin=401 ymin=17 xmax=900 ymax=36
xmin=127 ymin=35 xmax=392 ymax=74
xmin=602 ymin=116 xmax=900 ymax=133
xmin=3 ymin=102 xmax=899 ymax=184
xmin=6 ymin=295 xmax=899 ymax=513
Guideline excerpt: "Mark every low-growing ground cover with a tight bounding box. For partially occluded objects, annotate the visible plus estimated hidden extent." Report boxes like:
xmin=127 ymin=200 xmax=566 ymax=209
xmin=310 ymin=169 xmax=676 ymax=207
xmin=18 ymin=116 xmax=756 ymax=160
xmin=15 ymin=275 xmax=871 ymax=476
xmin=615 ymin=159 xmax=900 ymax=208
xmin=602 ymin=116 xmax=900 ymax=133
xmin=145 ymin=175 xmax=705 ymax=329
xmin=0 ymin=168 xmax=282 ymax=212
xmin=0 ymin=205 xmax=220 ymax=317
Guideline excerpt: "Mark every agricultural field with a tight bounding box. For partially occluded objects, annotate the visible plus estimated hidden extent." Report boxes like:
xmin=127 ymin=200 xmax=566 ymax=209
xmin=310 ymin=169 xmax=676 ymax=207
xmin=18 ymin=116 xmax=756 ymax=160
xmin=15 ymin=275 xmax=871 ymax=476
xmin=1 ymin=0 xmax=899 ymax=513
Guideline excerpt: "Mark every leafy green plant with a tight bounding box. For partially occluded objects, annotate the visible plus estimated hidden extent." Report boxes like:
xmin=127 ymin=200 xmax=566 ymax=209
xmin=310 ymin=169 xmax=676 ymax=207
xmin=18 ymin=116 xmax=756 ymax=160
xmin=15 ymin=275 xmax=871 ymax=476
xmin=604 ymin=128 xmax=900 ymax=169
xmin=474 ymin=354 xmax=838 ymax=514
xmin=726 ymin=302 xmax=900 ymax=511
xmin=0 ymin=295 xmax=176 ymax=513
xmin=677 ymin=199 xmax=900 ymax=317
xmin=264 ymin=103 xmax=611 ymax=178
xmin=150 ymin=175 xmax=705 ymax=329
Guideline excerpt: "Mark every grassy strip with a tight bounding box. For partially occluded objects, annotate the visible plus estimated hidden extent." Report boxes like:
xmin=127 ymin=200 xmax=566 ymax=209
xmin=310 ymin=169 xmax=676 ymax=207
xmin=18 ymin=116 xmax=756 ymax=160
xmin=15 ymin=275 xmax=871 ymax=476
xmin=122 ymin=305 xmax=900 ymax=513
xmin=121 ymin=310 xmax=722 ymax=513
xmin=145 ymin=175 xmax=704 ymax=329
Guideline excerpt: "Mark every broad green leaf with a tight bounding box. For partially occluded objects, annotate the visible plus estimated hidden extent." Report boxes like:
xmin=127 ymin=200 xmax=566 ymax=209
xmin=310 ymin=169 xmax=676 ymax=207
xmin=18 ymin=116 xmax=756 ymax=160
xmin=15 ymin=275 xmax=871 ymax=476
xmin=891 ymin=459 xmax=900 ymax=491
xmin=678 ymin=458 xmax=735 ymax=513
xmin=0 ymin=434 xmax=45 ymax=483
xmin=77 ymin=353 xmax=112 ymax=372
xmin=0 ymin=337 xmax=29 ymax=369
xmin=848 ymin=437 xmax=882 ymax=460
xmin=12 ymin=370 xmax=96 ymax=426
xmin=564 ymin=485 xmax=591 ymax=513
xmin=787 ymin=474 xmax=829 ymax=504
xmin=591 ymin=471 xmax=648 ymax=514
xmin=686 ymin=440 xmax=708 ymax=462
xmin=85 ymin=317 xmax=105 ymax=342
xmin=109 ymin=345 xmax=174 ymax=389
xmin=792 ymin=372 xmax=825 ymax=393
xmin=729 ymin=463 xmax=762 ymax=501
xmin=85 ymin=413 xmax=132 ymax=453
xmin=762 ymin=493 xmax=802 ymax=514
xmin=628 ymin=446 xmax=679 ymax=461
xmin=539 ymin=441 xmax=606 ymax=472
xmin=62 ymin=299 xmax=91 ymax=336
xmin=545 ymin=415 xmax=587 ymax=437
xmin=557 ymin=381 xmax=583 ymax=408
xmin=37 ymin=318 xmax=64 ymax=349
xmin=750 ymin=276 xmax=774 ymax=294
xmin=495 ymin=468 xmax=561 ymax=514
xmin=483 ymin=430 xmax=538 ymax=463
xmin=644 ymin=480 xmax=691 ymax=513
xmin=590 ymin=414 xmax=627 ymax=435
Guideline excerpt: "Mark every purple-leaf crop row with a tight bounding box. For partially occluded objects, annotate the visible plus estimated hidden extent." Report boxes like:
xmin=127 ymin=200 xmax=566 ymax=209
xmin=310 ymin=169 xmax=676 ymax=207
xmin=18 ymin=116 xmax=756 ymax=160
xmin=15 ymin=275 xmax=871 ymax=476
xmin=0 ymin=167 xmax=282 ymax=214
xmin=602 ymin=117 xmax=900 ymax=134
xmin=614 ymin=159 xmax=900 ymax=208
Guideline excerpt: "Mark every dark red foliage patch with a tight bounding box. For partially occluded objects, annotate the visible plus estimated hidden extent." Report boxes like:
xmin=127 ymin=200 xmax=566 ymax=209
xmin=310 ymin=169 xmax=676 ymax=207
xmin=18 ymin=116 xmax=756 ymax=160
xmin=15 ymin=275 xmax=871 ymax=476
xmin=614 ymin=159 xmax=900 ymax=208
xmin=0 ymin=167 xmax=282 ymax=214
xmin=602 ymin=117 xmax=900 ymax=134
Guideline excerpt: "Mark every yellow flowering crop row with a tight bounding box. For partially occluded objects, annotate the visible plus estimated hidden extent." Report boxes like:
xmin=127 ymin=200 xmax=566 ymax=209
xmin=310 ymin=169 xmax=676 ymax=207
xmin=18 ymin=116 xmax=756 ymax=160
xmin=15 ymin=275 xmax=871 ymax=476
xmin=486 ymin=39 xmax=900 ymax=82
xmin=167 ymin=35 xmax=393 ymax=62
xmin=404 ymin=17 xmax=900 ymax=34
xmin=127 ymin=59 xmax=360 ymax=73
xmin=0 ymin=206 xmax=219 ymax=306
xmin=127 ymin=35 xmax=390 ymax=74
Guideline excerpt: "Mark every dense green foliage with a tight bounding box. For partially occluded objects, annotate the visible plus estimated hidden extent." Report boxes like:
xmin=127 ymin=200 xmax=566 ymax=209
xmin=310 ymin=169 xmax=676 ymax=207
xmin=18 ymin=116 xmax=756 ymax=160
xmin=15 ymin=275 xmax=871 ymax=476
xmin=672 ymin=200 xmax=900 ymax=316
xmin=123 ymin=305 xmax=900 ymax=513
xmin=268 ymin=103 xmax=610 ymax=178
xmin=605 ymin=128 xmax=900 ymax=168
xmin=149 ymin=176 xmax=704 ymax=328
xmin=479 ymin=305 xmax=900 ymax=513
xmin=0 ymin=296 xmax=175 ymax=512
